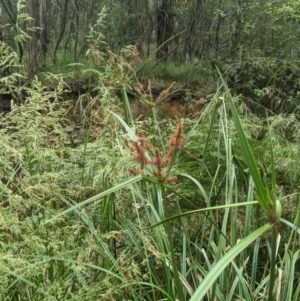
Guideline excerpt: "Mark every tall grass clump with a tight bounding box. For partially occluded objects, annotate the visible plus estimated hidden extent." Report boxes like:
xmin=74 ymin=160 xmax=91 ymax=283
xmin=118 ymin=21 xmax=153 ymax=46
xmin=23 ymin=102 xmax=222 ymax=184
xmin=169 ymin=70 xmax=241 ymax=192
xmin=139 ymin=60 xmax=211 ymax=86
xmin=2 ymin=58 xmax=300 ymax=300
xmin=69 ymin=7 xmax=143 ymax=128
xmin=1 ymin=6 xmax=300 ymax=301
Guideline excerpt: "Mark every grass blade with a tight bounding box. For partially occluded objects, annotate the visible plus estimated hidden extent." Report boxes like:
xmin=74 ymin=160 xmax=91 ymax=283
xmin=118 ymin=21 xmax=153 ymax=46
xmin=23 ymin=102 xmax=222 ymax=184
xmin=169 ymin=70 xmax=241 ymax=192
xmin=44 ymin=175 xmax=142 ymax=224
xmin=217 ymin=72 xmax=273 ymax=215
xmin=189 ymin=223 xmax=272 ymax=301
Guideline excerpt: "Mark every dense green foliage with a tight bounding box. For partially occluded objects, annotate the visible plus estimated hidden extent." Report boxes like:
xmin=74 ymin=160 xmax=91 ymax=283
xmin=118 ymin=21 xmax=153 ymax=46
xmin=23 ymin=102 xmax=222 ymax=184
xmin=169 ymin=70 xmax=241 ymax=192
xmin=0 ymin=1 xmax=300 ymax=301
xmin=1 ymin=0 xmax=300 ymax=105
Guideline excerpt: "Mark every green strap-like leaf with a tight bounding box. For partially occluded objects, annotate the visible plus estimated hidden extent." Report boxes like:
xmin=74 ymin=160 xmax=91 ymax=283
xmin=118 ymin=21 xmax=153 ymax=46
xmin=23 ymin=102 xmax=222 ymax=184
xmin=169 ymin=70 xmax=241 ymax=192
xmin=217 ymin=72 xmax=273 ymax=213
xmin=189 ymin=223 xmax=272 ymax=301
xmin=44 ymin=175 xmax=142 ymax=224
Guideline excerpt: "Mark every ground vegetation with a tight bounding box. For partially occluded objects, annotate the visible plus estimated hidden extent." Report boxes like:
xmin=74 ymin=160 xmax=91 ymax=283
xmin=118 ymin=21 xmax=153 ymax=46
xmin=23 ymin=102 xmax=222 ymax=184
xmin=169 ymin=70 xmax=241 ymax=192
xmin=0 ymin=1 xmax=300 ymax=300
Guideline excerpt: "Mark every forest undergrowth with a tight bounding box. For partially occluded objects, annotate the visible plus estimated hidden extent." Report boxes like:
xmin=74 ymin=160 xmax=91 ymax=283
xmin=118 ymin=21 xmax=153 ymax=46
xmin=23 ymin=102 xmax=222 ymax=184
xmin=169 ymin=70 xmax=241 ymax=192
xmin=1 ymin=11 xmax=300 ymax=301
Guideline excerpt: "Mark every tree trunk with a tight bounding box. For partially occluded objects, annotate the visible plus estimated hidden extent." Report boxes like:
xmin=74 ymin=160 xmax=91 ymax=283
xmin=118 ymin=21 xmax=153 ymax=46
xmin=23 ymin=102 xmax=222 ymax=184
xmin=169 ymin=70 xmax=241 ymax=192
xmin=52 ymin=0 xmax=69 ymax=66
xmin=156 ymin=0 xmax=173 ymax=60
xmin=29 ymin=0 xmax=39 ymax=77
xmin=39 ymin=0 xmax=50 ymax=63
xmin=73 ymin=0 xmax=80 ymax=62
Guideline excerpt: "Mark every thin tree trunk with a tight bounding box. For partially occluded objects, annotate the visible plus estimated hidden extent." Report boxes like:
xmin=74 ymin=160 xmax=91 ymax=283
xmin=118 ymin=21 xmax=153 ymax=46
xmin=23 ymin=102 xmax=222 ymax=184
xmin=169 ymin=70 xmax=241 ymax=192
xmin=52 ymin=0 xmax=69 ymax=66
xmin=29 ymin=0 xmax=39 ymax=77
xmin=64 ymin=8 xmax=76 ymax=54
xmin=78 ymin=0 xmax=95 ymax=60
xmin=214 ymin=0 xmax=222 ymax=59
xmin=156 ymin=0 xmax=173 ymax=60
xmin=73 ymin=0 xmax=80 ymax=62
xmin=39 ymin=0 xmax=50 ymax=63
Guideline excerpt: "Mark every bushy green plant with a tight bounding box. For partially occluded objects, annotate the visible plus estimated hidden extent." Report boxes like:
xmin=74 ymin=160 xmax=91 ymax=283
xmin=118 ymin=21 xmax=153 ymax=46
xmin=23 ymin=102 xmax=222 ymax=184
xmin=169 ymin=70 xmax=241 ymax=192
xmin=139 ymin=59 xmax=214 ymax=91
xmin=224 ymin=56 xmax=300 ymax=114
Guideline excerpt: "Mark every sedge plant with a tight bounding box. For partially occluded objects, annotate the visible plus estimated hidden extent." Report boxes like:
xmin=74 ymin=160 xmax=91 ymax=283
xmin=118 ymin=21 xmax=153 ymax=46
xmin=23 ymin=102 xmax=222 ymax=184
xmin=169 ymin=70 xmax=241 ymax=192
xmin=39 ymin=80 xmax=298 ymax=301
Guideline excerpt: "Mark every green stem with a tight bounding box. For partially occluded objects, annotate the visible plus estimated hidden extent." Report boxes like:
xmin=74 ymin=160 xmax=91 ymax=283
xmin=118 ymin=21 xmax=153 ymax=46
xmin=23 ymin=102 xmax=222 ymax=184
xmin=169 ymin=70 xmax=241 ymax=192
xmin=161 ymin=184 xmax=185 ymax=301
xmin=81 ymin=124 xmax=91 ymax=185
xmin=268 ymin=226 xmax=278 ymax=301
xmin=121 ymin=85 xmax=133 ymax=125
xmin=150 ymin=108 xmax=156 ymax=147
xmin=150 ymin=107 xmax=165 ymax=153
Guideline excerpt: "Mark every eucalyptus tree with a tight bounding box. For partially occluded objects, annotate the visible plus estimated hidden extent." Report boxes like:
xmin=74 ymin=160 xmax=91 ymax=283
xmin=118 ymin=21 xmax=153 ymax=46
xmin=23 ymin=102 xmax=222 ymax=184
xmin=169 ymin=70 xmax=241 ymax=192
xmin=156 ymin=0 xmax=173 ymax=59
xmin=0 ymin=0 xmax=23 ymax=62
xmin=39 ymin=0 xmax=51 ymax=63
xmin=28 ymin=0 xmax=39 ymax=77
xmin=52 ymin=0 xmax=69 ymax=66
xmin=0 ymin=7 xmax=4 ymax=42
xmin=1 ymin=0 xmax=299 ymax=79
